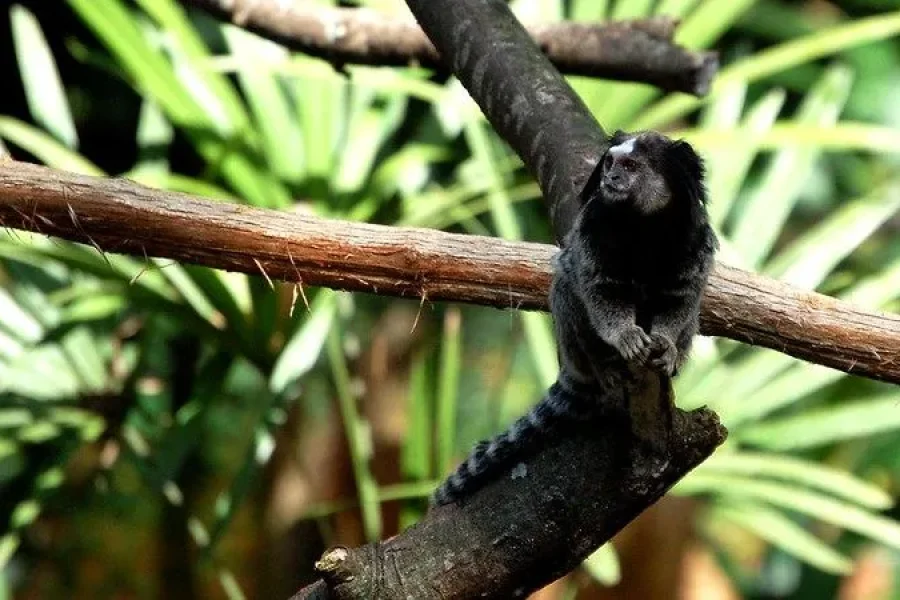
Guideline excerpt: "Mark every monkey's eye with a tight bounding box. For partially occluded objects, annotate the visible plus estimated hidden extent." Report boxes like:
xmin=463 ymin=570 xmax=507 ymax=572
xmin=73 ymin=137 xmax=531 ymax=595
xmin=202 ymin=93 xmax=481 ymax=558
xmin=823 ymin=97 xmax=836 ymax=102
xmin=620 ymin=158 xmax=637 ymax=173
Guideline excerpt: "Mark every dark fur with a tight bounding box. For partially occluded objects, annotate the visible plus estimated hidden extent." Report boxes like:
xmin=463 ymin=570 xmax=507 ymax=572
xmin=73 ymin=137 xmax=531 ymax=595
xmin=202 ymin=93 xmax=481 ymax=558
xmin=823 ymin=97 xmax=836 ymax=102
xmin=432 ymin=131 xmax=717 ymax=506
xmin=556 ymin=130 xmax=717 ymax=381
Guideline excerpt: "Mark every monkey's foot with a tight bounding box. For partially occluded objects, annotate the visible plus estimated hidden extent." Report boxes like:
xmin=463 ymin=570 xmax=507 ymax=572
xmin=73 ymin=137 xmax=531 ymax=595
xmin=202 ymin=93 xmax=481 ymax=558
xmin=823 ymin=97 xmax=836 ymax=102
xmin=649 ymin=333 xmax=677 ymax=376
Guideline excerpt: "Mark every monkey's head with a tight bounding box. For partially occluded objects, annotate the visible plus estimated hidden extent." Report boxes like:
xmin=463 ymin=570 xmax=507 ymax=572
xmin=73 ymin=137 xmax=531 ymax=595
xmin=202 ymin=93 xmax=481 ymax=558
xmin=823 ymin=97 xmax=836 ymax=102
xmin=591 ymin=130 xmax=707 ymax=216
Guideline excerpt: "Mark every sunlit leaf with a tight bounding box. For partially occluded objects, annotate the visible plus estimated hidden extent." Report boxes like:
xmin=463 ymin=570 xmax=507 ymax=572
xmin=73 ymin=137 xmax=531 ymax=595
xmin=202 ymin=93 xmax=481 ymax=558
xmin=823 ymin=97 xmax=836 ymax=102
xmin=0 ymin=117 xmax=100 ymax=175
xmin=712 ymin=501 xmax=852 ymax=574
xmin=10 ymin=5 xmax=78 ymax=149
xmin=636 ymin=10 xmax=900 ymax=129
xmin=224 ymin=26 xmax=304 ymax=184
xmin=731 ymin=66 xmax=852 ymax=268
xmin=679 ymin=474 xmax=900 ymax=552
xmin=690 ymin=88 xmax=785 ymax=228
xmin=701 ymin=451 xmax=892 ymax=509
xmin=269 ymin=292 xmax=335 ymax=393
xmin=582 ymin=543 xmax=621 ymax=586
xmin=738 ymin=393 xmax=900 ymax=450
xmin=765 ymin=182 xmax=900 ymax=288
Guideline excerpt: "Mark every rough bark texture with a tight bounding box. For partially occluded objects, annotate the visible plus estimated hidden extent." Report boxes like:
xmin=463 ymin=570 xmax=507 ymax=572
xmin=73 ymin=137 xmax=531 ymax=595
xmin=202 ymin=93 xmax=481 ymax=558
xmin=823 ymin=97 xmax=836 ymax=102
xmin=1 ymin=162 xmax=898 ymax=384
xmin=701 ymin=266 xmax=900 ymax=380
xmin=288 ymin=377 xmax=724 ymax=600
xmin=181 ymin=0 xmax=717 ymax=96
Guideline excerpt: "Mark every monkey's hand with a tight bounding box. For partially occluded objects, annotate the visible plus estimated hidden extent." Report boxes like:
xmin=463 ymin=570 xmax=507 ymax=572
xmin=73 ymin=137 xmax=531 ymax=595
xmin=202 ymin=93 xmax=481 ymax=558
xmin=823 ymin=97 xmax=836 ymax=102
xmin=572 ymin=267 xmax=650 ymax=364
xmin=650 ymin=333 xmax=678 ymax=376
xmin=611 ymin=324 xmax=652 ymax=363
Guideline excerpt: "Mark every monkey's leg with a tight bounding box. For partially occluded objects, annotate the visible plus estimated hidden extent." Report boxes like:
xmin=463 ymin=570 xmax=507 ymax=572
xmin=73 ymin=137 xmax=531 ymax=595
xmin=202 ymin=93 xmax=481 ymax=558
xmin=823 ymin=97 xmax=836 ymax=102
xmin=672 ymin=312 xmax=700 ymax=373
xmin=649 ymin=282 xmax=703 ymax=375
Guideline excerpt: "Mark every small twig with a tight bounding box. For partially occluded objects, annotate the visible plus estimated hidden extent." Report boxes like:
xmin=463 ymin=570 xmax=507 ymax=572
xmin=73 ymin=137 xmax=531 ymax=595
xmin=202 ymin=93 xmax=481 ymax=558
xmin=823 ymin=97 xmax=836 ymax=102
xmin=410 ymin=290 xmax=427 ymax=335
xmin=1 ymin=162 xmax=899 ymax=385
xmin=179 ymin=0 xmax=717 ymax=96
xmin=287 ymin=247 xmax=310 ymax=315
xmin=253 ymin=256 xmax=275 ymax=289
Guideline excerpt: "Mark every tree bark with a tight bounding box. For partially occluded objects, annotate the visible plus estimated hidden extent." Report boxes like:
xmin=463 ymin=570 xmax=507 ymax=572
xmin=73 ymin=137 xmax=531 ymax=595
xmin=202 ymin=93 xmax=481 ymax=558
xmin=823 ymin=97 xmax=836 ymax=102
xmin=181 ymin=0 xmax=717 ymax=96
xmin=1 ymin=162 xmax=898 ymax=385
xmin=287 ymin=379 xmax=725 ymax=599
xmin=403 ymin=0 xmax=607 ymax=242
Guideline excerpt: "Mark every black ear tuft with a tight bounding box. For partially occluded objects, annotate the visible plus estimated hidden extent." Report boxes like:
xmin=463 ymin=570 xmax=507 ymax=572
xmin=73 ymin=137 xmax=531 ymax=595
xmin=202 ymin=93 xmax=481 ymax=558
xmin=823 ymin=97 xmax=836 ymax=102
xmin=663 ymin=139 xmax=707 ymax=207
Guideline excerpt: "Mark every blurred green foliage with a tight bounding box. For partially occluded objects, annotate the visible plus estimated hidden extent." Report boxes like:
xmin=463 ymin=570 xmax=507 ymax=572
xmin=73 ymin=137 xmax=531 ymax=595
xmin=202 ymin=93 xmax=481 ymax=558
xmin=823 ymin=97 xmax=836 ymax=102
xmin=1 ymin=0 xmax=900 ymax=598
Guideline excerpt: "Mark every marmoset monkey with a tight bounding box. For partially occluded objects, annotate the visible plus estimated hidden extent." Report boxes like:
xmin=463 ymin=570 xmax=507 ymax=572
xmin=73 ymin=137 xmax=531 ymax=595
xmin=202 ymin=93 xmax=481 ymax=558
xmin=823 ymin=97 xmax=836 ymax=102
xmin=433 ymin=131 xmax=717 ymax=506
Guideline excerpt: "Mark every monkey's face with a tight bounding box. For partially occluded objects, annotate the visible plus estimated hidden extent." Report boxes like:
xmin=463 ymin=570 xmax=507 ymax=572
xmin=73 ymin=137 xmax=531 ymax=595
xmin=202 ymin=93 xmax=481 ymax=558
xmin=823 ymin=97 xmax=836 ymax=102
xmin=599 ymin=133 xmax=672 ymax=214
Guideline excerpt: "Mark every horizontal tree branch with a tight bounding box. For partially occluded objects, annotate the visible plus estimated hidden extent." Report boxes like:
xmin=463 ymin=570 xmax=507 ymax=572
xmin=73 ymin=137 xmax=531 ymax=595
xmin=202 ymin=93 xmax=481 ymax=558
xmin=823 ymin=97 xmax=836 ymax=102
xmin=1 ymin=162 xmax=899 ymax=385
xmin=180 ymin=0 xmax=718 ymax=96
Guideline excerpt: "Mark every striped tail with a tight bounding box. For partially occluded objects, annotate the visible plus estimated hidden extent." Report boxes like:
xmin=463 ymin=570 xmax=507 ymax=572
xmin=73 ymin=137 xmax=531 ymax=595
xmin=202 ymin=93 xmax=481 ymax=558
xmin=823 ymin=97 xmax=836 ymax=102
xmin=432 ymin=381 xmax=585 ymax=506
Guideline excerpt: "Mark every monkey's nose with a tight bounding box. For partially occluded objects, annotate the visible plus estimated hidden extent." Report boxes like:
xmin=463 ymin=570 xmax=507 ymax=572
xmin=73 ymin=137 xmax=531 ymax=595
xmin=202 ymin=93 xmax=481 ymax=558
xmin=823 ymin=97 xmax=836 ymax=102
xmin=603 ymin=174 xmax=623 ymax=189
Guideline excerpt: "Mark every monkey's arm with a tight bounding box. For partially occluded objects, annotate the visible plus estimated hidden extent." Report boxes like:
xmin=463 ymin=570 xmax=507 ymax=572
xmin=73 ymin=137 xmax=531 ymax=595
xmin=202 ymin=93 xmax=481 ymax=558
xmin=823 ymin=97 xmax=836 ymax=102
xmin=579 ymin=275 xmax=651 ymax=363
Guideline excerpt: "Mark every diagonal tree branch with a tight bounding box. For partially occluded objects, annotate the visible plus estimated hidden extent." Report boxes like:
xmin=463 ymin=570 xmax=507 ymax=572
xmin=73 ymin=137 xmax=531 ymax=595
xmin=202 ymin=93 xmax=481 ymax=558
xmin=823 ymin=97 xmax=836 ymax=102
xmin=1 ymin=162 xmax=898 ymax=384
xmin=293 ymin=403 xmax=726 ymax=599
xmin=404 ymin=0 xmax=607 ymax=243
xmin=180 ymin=0 xmax=717 ymax=96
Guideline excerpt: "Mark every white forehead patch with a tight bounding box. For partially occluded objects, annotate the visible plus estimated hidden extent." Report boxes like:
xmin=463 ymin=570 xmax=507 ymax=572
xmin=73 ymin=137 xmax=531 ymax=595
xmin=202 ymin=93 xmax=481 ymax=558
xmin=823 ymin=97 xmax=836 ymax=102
xmin=608 ymin=137 xmax=636 ymax=156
